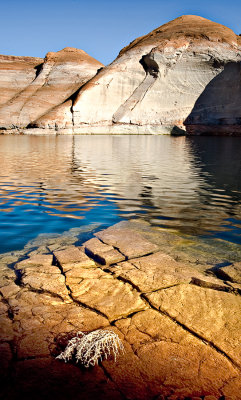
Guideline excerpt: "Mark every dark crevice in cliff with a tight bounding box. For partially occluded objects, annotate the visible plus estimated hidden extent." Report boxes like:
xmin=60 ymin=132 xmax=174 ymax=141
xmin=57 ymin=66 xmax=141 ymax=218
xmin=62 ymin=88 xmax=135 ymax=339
xmin=34 ymin=63 xmax=44 ymax=79
xmin=112 ymin=52 xmax=159 ymax=124
xmin=29 ymin=78 xmax=92 ymax=129
xmin=139 ymin=54 xmax=159 ymax=78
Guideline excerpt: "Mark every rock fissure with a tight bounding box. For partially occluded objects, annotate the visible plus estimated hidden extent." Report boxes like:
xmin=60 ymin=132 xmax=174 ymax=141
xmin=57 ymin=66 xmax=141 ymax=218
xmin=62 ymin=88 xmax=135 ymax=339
xmin=25 ymin=286 xmax=66 ymax=301
xmin=94 ymin=236 xmax=128 ymax=262
xmin=53 ymin=258 xmax=111 ymax=320
xmin=1 ymin=298 xmax=15 ymax=321
xmin=68 ymin=295 xmax=109 ymax=321
xmin=111 ymin=309 xmax=146 ymax=325
xmin=141 ymin=293 xmax=241 ymax=371
xmin=112 ymin=274 xmax=144 ymax=294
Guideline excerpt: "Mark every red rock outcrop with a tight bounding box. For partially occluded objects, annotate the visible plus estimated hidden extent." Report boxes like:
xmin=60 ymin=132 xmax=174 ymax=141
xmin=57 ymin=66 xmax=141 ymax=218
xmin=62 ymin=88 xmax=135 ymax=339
xmin=0 ymin=48 xmax=103 ymax=130
xmin=0 ymin=55 xmax=43 ymax=106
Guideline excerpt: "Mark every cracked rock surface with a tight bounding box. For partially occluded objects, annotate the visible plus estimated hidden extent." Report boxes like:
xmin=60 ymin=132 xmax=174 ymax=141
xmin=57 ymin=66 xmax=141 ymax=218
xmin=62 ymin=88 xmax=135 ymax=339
xmin=0 ymin=221 xmax=240 ymax=399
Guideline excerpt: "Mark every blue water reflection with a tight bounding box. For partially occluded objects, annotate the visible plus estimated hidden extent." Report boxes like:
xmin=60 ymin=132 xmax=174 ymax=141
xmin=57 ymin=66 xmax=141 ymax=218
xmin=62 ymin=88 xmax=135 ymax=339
xmin=0 ymin=135 xmax=240 ymax=253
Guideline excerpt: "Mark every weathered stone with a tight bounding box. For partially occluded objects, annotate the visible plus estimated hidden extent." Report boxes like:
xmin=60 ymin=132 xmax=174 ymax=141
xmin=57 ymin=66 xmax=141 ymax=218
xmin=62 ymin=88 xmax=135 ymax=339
xmin=0 ymin=282 xmax=21 ymax=299
xmin=109 ymin=251 xmax=227 ymax=293
xmin=0 ymin=48 xmax=103 ymax=130
xmin=0 ymin=54 xmax=43 ymax=107
xmin=226 ymin=281 xmax=241 ymax=293
xmin=71 ymin=275 xmax=148 ymax=321
xmin=15 ymin=254 xmax=54 ymax=270
xmin=0 ymin=314 xmax=14 ymax=341
xmin=147 ymin=284 xmax=241 ymax=368
xmin=66 ymin=266 xmax=107 ymax=286
xmin=83 ymin=237 xmax=125 ymax=265
xmin=8 ymin=288 xmax=109 ymax=359
xmin=54 ymin=246 xmax=95 ymax=271
xmin=0 ymin=267 xmax=17 ymax=287
xmin=17 ymin=330 xmax=52 ymax=358
xmin=112 ymin=310 xmax=240 ymax=399
xmin=217 ymin=262 xmax=241 ymax=283
xmin=47 ymin=305 xmax=109 ymax=334
xmin=21 ymin=271 xmax=70 ymax=302
xmin=95 ymin=224 xmax=159 ymax=259
xmin=0 ymin=297 xmax=8 ymax=314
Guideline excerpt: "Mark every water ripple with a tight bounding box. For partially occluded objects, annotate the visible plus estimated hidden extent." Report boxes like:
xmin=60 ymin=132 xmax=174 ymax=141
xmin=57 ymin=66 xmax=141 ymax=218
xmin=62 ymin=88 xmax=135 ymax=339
xmin=0 ymin=135 xmax=240 ymax=252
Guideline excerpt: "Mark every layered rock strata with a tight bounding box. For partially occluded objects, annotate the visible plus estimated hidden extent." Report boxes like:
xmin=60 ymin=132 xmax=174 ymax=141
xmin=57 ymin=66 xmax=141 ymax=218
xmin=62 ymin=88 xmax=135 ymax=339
xmin=1 ymin=16 xmax=241 ymax=135
xmin=25 ymin=15 xmax=241 ymax=135
xmin=0 ymin=221 xmax=241 ymax=399
xmin=0 ymin=55 xmax=43 ymax=106
xmin=0 ymin=48 xmax=103 ymax=130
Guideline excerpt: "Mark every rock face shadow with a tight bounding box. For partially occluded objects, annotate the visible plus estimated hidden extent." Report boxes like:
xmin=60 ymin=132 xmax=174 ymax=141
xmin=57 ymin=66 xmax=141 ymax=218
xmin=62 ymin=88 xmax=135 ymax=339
xmin=184 ymin=61 xmax=241 ymax=135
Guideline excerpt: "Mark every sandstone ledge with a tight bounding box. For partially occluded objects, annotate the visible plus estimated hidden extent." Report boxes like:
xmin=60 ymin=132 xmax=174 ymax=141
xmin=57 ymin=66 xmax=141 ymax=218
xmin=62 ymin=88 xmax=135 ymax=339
xmin=0 ymin=221 xmax=240 ymax=399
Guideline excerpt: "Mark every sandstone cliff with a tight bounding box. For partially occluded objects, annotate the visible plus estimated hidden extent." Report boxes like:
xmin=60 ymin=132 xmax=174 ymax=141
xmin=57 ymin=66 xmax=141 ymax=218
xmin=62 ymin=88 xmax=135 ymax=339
xmin=0 ymin=48 xmax=103 ymax=130
xmin=30 ymin=15 xmax=241 ymax=135
xmin=1 ymin=15 xmax=241 ymax=135
xmin=0 ymin=55 xmax=43 ymax=106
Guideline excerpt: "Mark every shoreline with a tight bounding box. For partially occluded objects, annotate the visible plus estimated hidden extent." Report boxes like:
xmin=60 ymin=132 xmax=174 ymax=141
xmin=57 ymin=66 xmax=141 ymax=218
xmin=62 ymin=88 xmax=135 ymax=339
xmin=1 ymin=126 xmax=241 ymax=136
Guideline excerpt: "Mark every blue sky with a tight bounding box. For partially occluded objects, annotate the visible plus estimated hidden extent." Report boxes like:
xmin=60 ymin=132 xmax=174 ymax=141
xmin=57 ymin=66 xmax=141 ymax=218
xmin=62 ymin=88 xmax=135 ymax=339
xmin=1 ymin=0 xmax=241 ymax=65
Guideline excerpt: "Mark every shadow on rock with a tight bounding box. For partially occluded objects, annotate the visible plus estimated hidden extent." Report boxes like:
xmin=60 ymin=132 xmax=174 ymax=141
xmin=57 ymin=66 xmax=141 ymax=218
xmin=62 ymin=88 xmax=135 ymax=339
xmin=184 ymin=61 xmax=241 ymax=135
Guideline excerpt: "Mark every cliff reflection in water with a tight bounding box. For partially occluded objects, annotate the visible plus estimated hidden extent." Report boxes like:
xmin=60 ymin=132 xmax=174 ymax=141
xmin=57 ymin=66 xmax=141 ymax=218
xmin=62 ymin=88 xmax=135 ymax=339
xmin=0 ymin=134 xmax=240 ymax=252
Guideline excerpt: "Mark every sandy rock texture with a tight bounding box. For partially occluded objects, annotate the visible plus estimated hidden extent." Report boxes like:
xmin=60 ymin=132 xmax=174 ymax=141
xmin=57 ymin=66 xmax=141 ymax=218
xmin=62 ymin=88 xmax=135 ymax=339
xmin=0 ymin=48 xmax=103 ymax=130
xmin=0 ymin=221 xmax=240 ymax=399
xmin=0 ymin=55 xmax=43 ymax=106
xmin=28 ymin=15 xmax=241 ymax=135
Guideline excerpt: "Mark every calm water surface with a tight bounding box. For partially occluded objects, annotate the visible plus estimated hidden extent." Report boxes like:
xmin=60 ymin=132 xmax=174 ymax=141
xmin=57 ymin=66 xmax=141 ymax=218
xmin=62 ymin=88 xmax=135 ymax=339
xmin=0 ymin=135 xmax=240 ymax=253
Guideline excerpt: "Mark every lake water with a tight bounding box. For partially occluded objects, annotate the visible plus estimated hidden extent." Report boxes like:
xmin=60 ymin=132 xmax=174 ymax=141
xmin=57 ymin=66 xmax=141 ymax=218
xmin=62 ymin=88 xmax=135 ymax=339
xmin=0 ymin=134 xmax=240 ymax=254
